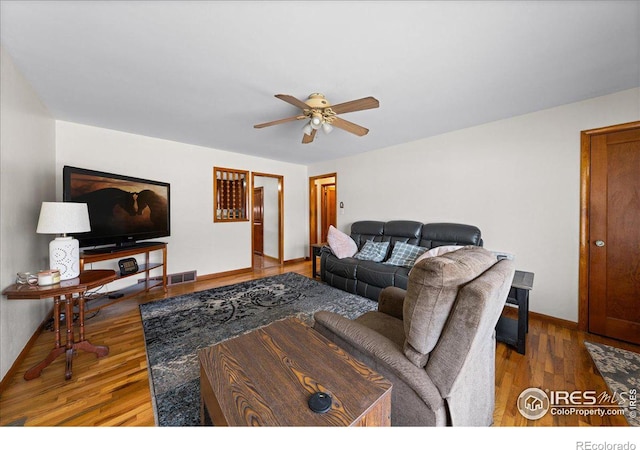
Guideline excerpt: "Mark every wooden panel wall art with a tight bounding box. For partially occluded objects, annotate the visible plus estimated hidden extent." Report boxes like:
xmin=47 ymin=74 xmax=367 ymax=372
xmin=213 ymin=167 xmax=249 ymax=222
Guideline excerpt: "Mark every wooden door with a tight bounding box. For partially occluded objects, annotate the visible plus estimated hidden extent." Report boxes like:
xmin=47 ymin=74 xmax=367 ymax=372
xmin=309 ymin=173 xmax=337 ymax=252
xmin=253 ymin=187 xmax=264 ymax=255
xmin=583 ymin=122 xmax=640 ymax=344
xmin=320 ymin=184 xmax=336 ymax=243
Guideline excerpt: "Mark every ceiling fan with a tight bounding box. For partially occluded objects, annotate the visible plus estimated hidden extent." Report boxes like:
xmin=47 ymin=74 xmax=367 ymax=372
xmin=254 ymin=93 xmax=379 ymax=144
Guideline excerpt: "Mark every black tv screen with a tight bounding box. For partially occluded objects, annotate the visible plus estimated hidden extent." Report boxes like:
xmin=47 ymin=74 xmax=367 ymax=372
xmin=63 ymin=166 xmax=170 ymax=249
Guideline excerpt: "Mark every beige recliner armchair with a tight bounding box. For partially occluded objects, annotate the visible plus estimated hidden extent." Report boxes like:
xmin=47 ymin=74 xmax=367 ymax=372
xmin=313 ymin=246 xmax=514 ymax=426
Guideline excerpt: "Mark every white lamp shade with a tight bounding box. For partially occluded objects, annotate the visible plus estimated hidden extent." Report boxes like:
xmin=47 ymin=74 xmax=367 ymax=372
xmin=302 ymin=122 xmax=313 ymax=136
xmin=36 ymin=202 xmax=91 ymax=235
xmin=310 ymin=113 xmax=323 ymax=130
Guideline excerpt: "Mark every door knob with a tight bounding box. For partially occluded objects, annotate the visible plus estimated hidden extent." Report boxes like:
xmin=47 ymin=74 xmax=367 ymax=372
xmin=595 ymin=240 xmax=605 ymax=247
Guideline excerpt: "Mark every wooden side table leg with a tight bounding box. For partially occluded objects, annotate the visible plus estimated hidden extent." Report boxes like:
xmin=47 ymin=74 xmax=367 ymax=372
xmin=78 ymin=294 xmax=86 ymax=342
xmin=516 ymin=288 xmax=528 ymax=355
xmin=54 ymin=297 xmax=62 ymax=348
xmin=312 ymin=253 xmax=318 ymax=278
xmin=162 ymin=246 xmax=168 ymax=293
xmin=24 ymin=296 xmax=64 ymax=380
xmin=74 ymin=294 xmax=109 ymax=358
xmin=64 ymin=296 xmax=75 ymax=380
xmin=25 ymin=347 xmax=66 ymax=380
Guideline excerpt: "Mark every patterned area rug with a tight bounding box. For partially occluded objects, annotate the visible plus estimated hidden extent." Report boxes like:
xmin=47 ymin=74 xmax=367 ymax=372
xmin=584 ymin=341 xmax=640 ymax=426
xmin=139 ymin=272 xmax=376 ymax=426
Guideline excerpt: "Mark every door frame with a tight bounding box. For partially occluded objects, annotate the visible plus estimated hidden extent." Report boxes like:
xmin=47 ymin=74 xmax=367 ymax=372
xmin=251 ymin=172 xmax=284 ymax=267
xmin=309 ymin=172 xmax=337 ymax=252
xmin=578 ymin=120 xmax=640 ymax=331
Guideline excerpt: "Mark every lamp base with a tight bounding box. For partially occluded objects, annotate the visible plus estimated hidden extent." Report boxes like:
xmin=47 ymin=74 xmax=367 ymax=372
xmin=50 ymin=236 xmax=80 ymax=280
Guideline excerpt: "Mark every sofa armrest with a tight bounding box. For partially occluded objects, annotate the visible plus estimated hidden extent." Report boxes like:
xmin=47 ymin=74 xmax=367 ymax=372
xmin=313 ymin=310 xmax=444 ymax=413
xmin=319 ymin=246 xmax=334 ymax=281
xmin=319 ymin=245 xmax=334 ymax=256
xmin=378 ymin=286 xmax=406 ymax=320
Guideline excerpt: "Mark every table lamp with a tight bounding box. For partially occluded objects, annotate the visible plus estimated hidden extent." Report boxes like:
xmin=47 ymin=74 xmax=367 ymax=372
xmin=36 ymin=202 xmax=91 ymax=280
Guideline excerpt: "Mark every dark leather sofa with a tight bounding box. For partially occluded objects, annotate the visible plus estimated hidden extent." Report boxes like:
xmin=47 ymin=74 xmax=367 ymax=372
xmin=320 ymin=220 xmax=483 ymax=301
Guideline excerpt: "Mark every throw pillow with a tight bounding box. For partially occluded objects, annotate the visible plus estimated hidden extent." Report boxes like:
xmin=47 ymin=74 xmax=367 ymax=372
xmin=413 ymin=245 xmax=463 ymax=266
xmin=383 ymin=241 xmax=427 ymax=268
xmin=327 ymin=225 xmax=358 ymax=259
xmin=353 ymin=240 xmax=389 ymax=262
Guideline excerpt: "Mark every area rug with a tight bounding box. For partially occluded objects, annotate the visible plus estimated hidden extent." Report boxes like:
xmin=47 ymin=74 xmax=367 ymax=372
xmin=584 ymin=341 xmax=640 ymax=426
xmin=139 ymin=272 xmax=376 ymax=426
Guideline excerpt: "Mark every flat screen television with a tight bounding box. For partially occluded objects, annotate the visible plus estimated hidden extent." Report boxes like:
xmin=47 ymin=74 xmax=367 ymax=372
xmin=63 ymin=166 xmax=170 ymax=250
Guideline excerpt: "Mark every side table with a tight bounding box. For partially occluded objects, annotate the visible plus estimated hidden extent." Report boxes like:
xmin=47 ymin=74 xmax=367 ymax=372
xmin=2 ymin=269 xmax=117 ymax=380
xmin=311 ymin=243 xmax=326 ymax=278
xmin=496 ymin=270 xmax=534 ymax=355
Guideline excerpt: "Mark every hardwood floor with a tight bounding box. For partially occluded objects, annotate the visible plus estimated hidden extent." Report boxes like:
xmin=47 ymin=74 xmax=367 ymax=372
xmin=253 ymin=253 xmax=281 ymax=269
xmin=0 ymin=260 xmax=638 ymax=428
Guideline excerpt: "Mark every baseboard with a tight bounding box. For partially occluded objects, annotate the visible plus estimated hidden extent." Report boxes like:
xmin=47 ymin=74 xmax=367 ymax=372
xmin=0 ymin=306 xmax=53 ymax=394
xmin=197 ymin=267 xmax=253 ymax=282
xmin=284 ymin=257 xmax=306 ymax=265
xmin=530 ymin=310 xmax=578 ymax=330
xmin=501 ymin=304 xmax=578 ymax=330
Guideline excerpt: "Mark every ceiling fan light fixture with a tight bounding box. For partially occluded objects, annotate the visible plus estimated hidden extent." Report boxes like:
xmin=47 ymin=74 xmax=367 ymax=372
xmin=310 ymin=112 xmax=323 ymax=129
xmin=254 ymin=93 xmax=379 ymax=144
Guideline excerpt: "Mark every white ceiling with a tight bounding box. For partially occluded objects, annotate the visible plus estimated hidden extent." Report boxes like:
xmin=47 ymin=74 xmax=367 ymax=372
xmin=1 ymin=1 xmax=638 ymax=165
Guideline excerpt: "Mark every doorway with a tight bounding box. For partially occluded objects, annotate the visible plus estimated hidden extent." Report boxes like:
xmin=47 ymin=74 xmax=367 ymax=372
xmin=321 ymin=184 xmax=336 ymax=243
xmin=252 ymin=172 xmax=284 ymax=269
xmin=253 ymin=186 xmax=264 ymax=256
xmin=579 ymin=121 xmax=640 ymax=345
xmin=309 ymin=173 xmax=337 ymax=255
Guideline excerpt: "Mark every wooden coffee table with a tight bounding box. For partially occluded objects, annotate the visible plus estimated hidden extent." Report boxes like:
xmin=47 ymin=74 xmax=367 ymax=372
xmin=198 ymin=317 xmax=392 ymax=426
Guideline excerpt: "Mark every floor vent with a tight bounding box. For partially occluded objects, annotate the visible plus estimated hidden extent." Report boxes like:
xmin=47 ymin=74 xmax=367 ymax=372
xmin=141 ymin=270 xmax=197 ymax=286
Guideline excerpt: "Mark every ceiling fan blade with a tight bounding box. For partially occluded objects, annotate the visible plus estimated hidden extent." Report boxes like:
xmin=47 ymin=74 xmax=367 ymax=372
xmin=331 ymin=117 xmax=369 ymax=136
xmin=330 ymin=96 xmax=379 ymax=115
xmin=275 ymin=94 xmax=310 ymax=111
xmin=302 ymin=128 xmax=317 ymax=144
xmin=254 ymin=115 xmax=306 ymax=129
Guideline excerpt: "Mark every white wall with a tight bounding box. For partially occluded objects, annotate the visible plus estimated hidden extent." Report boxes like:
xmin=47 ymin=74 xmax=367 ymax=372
xmin=254 ymin=176 xmax=279 ymax=259
xmin=309 ymin=88 xmax=640 ymax=322
xmin=55 ymin=122 xmax=308 ymax=281
xmin=0 ymin=47 xmax=56 ymax=380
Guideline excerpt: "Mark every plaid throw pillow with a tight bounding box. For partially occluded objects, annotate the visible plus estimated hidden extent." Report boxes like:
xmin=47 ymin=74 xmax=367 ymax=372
xmin=384 ymin=241 xmax=427 ymax=268
xmin=354 ymin=240 xmax=389 ymax=262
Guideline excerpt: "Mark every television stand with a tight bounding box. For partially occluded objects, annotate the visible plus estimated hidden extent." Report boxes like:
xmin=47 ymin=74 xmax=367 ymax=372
xmin=82 ymin=241 xmax=167 ymax=255
xmin=79 ymin=242 xmax=167 ymax=311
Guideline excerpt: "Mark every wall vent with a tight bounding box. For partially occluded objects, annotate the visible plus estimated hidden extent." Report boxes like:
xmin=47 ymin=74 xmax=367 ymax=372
xmin=140 ymin=270 xmax=197 ymax=286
